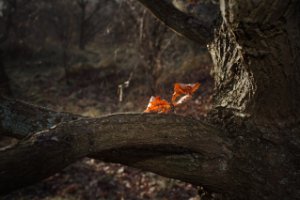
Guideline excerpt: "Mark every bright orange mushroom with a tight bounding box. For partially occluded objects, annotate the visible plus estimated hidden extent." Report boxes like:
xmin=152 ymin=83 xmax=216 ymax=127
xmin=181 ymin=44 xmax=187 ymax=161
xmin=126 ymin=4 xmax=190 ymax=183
xmin=144 ymin=96 xmax=173 ymax=113
xmin=171 ymin=82 xmax=200 ymax=104
xmin=144 ymin=82 xmax=200 ymax=113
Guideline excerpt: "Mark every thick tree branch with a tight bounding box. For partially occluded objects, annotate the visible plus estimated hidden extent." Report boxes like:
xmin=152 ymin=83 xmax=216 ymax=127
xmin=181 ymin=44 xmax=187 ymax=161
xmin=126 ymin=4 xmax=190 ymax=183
xmin=0 ymin=97 xmax=82 ymax=139
xmin=0 ymin=99 xmax=233 ymax=195
xmin=136 ymin=0 xmax=217 ymax=45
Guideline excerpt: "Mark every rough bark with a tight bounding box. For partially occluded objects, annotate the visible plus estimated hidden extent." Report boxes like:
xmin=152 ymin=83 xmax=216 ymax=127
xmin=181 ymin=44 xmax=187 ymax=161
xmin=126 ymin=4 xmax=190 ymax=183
xmin=0 ymin=0 xmax=300 ymax=199
xmin=209 ymin=0 xmax=300 ymax=125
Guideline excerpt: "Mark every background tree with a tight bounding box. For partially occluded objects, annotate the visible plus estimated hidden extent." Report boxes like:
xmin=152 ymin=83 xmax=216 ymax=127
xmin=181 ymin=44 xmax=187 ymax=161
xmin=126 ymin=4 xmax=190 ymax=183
xmin=0 ymin=0 xmax=36 ymax=95
xmin=46 ymin=0 xmax=75 ymax=82
xmin=0 ymin=0 xmax=299 ymax=200
xmin=120 ymin=0 xmax=170 ymax=94
xmin=75 ymin=0 xmax=111 ymax=50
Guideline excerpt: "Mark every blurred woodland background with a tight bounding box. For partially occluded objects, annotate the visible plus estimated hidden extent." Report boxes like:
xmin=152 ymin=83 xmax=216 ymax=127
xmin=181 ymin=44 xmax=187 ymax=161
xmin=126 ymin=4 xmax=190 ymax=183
xmin=0 ymin=0 xmax=214 ymax=199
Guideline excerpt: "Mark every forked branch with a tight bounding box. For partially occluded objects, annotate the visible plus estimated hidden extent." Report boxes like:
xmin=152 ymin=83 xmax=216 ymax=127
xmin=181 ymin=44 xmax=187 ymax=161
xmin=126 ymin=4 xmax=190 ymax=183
xmin=136 ymin=0 xmax=218 ymax=45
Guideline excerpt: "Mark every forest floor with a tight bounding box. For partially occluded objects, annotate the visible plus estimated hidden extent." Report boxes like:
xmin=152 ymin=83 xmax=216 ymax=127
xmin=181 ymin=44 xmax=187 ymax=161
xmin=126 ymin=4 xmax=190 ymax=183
xmin=1 ymin=46 xmax=213 ymax=200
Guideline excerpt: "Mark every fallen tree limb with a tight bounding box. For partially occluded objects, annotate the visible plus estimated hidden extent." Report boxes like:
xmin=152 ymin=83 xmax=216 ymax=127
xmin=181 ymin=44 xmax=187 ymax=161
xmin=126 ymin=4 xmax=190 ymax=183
xmin=0 ymin=98 xmax=233 ymax=195
xmin=0 ymin=100 xmax=298 ymax=199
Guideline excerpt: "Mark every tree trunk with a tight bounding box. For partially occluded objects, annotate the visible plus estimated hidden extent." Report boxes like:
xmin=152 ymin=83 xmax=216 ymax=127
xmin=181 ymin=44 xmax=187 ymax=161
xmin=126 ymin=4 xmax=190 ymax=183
xmin=0 ymin=1 xmax=299 ymax=199
xmin=78 ymin=0 xmax=87 ymax=50
xmin=207 ymin=0 xmax=300 ymax=199
xmin=209 ymin=0 xmax=300 ymax=125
